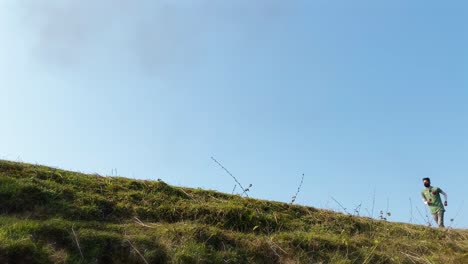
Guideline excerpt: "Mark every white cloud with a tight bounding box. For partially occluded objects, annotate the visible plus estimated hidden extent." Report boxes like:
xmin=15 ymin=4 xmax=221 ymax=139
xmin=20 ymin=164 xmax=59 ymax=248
xmin=10 ymin=0 xmax=294 ymax=72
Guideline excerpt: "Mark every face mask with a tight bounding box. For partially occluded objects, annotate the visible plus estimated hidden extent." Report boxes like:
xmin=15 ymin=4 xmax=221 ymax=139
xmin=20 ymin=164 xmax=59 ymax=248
xmin=424 ymin=183 xmax=430 ymax=188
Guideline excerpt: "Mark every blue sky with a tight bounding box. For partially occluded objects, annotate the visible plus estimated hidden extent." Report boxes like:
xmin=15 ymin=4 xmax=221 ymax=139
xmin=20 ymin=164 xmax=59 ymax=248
xmin=1 ymin=0 xmax=467 ymax=228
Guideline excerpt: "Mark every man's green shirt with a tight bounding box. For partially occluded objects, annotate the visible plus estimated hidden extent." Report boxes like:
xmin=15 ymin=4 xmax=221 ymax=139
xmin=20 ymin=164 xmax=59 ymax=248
xmin=421 ymin=186 xmax=445 ymax=214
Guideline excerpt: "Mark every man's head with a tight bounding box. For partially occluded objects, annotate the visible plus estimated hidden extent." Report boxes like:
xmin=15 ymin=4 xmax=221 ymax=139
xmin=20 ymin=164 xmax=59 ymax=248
xmin=422 ymin=177 xmax=431 ymax=188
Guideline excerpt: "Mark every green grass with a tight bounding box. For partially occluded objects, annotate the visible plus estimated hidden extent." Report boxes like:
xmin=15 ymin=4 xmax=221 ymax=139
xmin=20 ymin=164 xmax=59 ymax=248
xmin=0 ymin=160 xmax=466 ymax=263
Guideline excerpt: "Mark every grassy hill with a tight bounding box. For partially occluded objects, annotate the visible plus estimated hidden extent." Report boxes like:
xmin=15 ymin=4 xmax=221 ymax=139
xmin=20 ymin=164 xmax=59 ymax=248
xmin=0 ymin=160 xmax=466 ymax=264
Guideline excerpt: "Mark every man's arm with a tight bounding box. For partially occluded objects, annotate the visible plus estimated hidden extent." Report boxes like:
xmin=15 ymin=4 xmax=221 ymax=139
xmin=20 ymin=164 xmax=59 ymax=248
xmin=421 ymin=192 xmax=428 ymax=205
xmin=440 ymin=190 xmax=448 ymax=206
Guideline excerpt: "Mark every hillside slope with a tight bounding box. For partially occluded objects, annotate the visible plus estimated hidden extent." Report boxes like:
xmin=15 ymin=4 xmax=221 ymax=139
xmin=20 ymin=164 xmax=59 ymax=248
xmin=0 ymin=160 xmax=466 ymax=263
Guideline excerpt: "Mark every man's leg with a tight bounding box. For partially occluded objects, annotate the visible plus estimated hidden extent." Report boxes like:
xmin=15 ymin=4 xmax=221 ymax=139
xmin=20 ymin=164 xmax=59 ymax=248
xmin=438 ymin=211 xmax=445 ymax=228
xmin=432 ymin=213 xmax=438 ymax=226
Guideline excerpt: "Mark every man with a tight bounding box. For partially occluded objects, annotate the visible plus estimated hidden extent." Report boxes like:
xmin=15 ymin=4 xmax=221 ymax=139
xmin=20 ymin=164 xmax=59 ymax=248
xmin=421 ymin=177 xmax=448 ymax=228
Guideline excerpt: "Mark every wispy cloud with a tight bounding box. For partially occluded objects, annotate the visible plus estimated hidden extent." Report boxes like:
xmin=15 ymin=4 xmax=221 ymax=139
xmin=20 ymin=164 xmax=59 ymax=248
xmin=14 ymin=0 xmax=294 ymax=73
